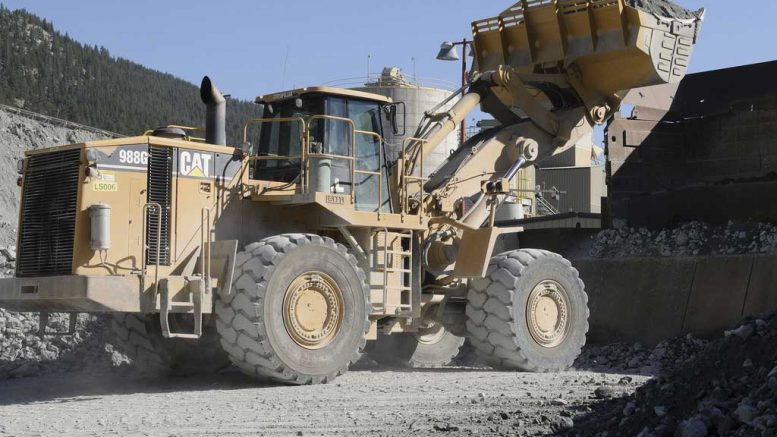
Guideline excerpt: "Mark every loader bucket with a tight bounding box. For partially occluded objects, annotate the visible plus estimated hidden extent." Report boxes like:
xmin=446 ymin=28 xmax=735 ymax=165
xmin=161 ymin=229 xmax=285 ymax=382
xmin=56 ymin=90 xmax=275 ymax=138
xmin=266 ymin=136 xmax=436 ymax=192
xmin=472 ymin=0 xmax=704 ymax=98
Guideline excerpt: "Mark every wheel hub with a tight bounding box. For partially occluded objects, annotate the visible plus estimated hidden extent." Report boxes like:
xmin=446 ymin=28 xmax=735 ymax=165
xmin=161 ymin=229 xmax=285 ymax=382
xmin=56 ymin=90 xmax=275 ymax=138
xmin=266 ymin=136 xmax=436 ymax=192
xmin=283 ymin=272 xmax=343 ymax=350
xmin=416 ymin=320 xmax=446 ymax=345
xmin=526 ymin=280 xmax=570 ymax=348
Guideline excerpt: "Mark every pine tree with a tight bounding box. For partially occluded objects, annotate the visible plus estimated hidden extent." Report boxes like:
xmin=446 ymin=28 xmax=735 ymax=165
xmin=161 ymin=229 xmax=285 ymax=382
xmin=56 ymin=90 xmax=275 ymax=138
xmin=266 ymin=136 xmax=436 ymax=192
xmin=0 ymin=6 xmax=260 ymax=144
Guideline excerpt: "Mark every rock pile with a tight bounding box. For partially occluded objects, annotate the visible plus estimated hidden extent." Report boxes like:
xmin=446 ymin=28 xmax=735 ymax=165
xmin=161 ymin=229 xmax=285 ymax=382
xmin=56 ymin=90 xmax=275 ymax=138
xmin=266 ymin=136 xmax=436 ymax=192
xmin=0 ymin=244 xmax=14 ymax=277
xmin=626 ymin=0 xmax=704 ymax=20
xmin=591 ymin=221 xmax=777 ymax=258
xmin=575 ymin=335 xmax=710 ymax=376
xmin=570 ymin=314 xmax=777 ymax=436
xmin=0 ymin=253 xmax=122 ymax=379
xmin=0 ymin=307 xmax=121 ymax=380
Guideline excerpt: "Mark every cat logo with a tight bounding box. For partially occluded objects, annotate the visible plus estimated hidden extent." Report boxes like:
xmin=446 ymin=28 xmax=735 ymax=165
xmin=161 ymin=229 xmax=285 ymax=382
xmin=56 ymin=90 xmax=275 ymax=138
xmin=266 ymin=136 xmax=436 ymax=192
xmin=179 ymin=151 xmax=212 ymax=178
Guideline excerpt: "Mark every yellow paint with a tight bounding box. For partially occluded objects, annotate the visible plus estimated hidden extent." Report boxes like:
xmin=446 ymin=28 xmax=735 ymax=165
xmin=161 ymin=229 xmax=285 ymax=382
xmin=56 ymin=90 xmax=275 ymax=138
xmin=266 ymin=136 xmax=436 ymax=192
xmin=185 ymin=166 xmax=206 ymax=178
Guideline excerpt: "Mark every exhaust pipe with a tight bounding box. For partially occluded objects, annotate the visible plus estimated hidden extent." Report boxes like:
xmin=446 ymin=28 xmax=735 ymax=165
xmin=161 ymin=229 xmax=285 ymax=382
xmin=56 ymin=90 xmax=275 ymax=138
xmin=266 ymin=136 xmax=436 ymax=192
xmin=200 ymin=76 xmax=226 ymax=146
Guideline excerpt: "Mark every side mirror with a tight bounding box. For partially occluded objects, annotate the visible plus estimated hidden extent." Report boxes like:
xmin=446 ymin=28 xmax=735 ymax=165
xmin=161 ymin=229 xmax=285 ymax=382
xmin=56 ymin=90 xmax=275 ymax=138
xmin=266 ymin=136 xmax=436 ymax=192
xmin=385 ymin=102 xmax=406 ymax=137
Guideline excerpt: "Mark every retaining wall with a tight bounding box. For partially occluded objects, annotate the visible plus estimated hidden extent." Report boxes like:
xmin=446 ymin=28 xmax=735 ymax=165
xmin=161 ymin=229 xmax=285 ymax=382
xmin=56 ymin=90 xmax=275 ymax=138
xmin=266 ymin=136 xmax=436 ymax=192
xmin=573 ymin=254 xmax=777 ymax=346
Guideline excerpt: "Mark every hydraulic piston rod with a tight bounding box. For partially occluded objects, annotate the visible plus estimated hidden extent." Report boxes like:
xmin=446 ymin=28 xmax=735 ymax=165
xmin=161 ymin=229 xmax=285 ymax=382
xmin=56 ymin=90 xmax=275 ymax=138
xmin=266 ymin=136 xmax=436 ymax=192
xmin=418 ymin=83 xmax=490 ymax=161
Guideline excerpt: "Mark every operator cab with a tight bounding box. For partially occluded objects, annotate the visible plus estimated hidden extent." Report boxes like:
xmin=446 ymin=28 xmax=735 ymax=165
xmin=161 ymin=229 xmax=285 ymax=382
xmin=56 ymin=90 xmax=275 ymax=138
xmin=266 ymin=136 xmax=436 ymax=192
xmin=249 ymin=87 xmax=404 ymax=213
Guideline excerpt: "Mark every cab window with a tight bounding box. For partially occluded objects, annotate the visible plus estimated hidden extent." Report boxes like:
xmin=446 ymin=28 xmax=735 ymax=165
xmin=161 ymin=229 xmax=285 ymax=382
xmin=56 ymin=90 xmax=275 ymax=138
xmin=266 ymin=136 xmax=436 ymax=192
xmin=348 ymin=99 xmax=390 ymax=213
xmin=251 ymin=94 xmax=391 ymax=213
xmin=252 ymin=97 xmax=323 ymax=183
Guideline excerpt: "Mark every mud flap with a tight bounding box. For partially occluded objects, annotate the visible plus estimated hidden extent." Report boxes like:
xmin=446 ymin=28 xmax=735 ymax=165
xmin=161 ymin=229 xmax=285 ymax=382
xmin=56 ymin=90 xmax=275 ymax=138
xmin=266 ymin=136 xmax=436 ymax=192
xmin=207 ymin=240 xmax=238 ymax=297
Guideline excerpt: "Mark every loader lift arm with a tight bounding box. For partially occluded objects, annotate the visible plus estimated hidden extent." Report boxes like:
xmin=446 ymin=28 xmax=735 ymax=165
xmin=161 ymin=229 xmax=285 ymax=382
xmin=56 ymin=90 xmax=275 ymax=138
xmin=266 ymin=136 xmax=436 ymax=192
xmin=399 ymin=0 xmax=703 ymax=275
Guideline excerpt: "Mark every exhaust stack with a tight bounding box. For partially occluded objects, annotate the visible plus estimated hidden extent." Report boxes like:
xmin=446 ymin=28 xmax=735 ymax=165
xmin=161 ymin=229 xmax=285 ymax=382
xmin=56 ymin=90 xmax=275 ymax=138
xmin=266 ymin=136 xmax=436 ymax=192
xmin=200 ymin=76 xmax=226 ymax=146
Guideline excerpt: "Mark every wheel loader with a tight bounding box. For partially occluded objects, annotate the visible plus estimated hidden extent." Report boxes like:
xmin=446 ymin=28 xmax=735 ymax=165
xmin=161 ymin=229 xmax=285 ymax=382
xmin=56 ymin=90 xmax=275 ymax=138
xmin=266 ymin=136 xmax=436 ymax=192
xmin=0 ymin=0 xmax=702 ymax=383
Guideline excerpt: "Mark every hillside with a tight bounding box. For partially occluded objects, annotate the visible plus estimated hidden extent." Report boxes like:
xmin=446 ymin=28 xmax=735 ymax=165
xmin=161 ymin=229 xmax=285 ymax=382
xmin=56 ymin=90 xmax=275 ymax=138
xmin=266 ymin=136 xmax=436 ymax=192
xmin=0 ymin=5 xmax=259 ymax=144
xmin=0 ymin=107 xmax=106 ymax=239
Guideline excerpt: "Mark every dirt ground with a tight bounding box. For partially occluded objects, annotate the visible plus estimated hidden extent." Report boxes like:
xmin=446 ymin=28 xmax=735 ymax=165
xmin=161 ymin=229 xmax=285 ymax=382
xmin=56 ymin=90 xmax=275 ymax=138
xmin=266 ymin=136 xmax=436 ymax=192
xmin=0 ymin=366 xmax=647 ymax=436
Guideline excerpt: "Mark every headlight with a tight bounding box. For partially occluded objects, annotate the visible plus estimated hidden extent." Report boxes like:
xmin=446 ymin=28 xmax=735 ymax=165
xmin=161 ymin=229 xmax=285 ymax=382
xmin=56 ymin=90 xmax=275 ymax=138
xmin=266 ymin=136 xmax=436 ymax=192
xmin=85 ymin=148 xmax=100 ymax=164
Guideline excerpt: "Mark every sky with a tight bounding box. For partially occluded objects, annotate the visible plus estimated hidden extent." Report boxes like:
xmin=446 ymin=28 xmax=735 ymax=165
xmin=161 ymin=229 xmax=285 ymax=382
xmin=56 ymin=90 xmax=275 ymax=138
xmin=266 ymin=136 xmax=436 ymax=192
xmin=3 ymin=1 xmax=777 ymax=116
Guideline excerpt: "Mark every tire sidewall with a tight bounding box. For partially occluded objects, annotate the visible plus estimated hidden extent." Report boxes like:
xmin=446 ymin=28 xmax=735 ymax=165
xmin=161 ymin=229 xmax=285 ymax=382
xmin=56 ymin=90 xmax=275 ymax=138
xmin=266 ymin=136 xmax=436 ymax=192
xmin=509 ymin=257 xmax=586 ymax=370
xmin=411 ymin=330 xmax=464 ymax=367
xmin=263 ymin=243 xmax=367 ymax=377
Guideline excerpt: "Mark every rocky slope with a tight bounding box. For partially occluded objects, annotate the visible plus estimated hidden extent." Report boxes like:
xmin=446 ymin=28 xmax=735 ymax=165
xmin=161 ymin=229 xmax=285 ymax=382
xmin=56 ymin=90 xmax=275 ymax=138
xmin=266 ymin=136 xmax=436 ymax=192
xmin=0 ymin=107 xmax=104 ymax=244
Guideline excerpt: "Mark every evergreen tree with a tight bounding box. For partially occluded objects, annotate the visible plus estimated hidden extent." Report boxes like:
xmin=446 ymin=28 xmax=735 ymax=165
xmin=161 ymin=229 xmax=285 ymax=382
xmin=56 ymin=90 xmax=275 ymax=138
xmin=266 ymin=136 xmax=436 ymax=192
xmin=0 ymin=6 xmax=260 ymax=145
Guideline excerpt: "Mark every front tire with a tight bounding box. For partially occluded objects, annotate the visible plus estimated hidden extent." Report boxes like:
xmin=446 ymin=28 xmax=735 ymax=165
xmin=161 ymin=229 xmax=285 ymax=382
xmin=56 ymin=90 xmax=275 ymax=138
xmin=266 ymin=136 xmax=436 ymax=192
xmin=465 ymin=249 xmax=588 ymax=372
xmin=215 ymin=234 xmax=370 ymax=385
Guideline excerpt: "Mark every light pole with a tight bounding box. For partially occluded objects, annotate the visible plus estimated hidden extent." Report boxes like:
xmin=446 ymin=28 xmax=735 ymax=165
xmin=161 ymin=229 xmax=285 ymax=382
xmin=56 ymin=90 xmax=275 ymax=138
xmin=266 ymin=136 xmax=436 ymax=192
xmin=437 ymin=39 xmax=471 ymax=146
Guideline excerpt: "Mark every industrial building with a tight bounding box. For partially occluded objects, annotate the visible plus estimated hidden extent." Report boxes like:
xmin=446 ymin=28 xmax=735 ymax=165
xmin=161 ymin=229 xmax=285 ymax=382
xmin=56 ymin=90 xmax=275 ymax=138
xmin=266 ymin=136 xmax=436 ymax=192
xmin=354 ymin=67 xmax=460 ymax=176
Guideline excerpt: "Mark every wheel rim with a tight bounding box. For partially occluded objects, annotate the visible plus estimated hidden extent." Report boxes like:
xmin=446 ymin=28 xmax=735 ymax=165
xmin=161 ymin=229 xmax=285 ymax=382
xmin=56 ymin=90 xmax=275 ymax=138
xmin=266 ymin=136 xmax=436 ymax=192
xmin=526 ymin=280 xmax=570 ymax=348
xmin=282 ymin=271 xmax=344 ymax=350
xmin=416 ymin=320 xmax=446 ymax=345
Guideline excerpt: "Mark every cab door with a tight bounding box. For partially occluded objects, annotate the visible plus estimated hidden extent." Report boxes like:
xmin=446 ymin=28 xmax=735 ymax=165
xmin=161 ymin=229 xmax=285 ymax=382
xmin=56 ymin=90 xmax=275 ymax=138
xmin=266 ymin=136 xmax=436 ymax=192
xmin=348 ymin=99 xmax=391 ymax=213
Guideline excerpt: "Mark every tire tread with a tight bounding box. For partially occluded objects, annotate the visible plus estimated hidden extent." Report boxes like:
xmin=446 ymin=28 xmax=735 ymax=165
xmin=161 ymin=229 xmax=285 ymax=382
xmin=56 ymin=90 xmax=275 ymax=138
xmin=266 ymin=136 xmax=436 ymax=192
xmin=215 ymin=234 xmax=370 ymax=385
xmin=465 ymin=249 xmax=589 ymax=372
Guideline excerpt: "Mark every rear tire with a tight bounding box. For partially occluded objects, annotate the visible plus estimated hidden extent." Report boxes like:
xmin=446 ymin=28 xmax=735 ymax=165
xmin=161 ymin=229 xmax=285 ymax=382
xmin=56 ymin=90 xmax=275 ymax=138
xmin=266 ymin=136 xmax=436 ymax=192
xmin=369 ymin=325 xmax=464 ymax=368
xmin=215 ymin=234 xmax=370 ymax=385
xmin=465 ymin=249 xmax=588 ymax=372
xmin=110 ymin=313 xmax=230 ymax=375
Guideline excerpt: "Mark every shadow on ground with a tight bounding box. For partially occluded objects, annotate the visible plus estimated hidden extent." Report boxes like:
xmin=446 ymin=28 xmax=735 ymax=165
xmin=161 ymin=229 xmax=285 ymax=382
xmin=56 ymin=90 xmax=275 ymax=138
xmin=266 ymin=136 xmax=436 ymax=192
xmin=0 ymin=370 xmax=272 ymax=406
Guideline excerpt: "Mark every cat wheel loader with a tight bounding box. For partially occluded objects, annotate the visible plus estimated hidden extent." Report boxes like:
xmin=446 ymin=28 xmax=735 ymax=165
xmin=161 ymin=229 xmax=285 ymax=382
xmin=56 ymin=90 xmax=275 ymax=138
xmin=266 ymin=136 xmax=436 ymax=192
xmin=0 ymin=0 xmax=702 ymax=383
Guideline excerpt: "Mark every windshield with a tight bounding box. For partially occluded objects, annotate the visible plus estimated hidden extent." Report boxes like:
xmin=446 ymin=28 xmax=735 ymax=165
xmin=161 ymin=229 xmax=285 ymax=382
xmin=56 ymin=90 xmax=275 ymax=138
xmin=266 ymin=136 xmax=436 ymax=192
xmin=251 ymin=93 xmax=391 ymax=212
xmin=251 ymin=96 xmax=324 ymax=183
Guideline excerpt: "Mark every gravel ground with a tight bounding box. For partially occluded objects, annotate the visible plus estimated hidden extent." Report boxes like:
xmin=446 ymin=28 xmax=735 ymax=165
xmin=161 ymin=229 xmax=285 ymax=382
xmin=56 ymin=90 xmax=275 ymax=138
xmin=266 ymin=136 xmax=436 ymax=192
xmin=0 ymin=313 xmax=771 ymax=436
xmin=0 ymin=367 xmax=649 ymax=436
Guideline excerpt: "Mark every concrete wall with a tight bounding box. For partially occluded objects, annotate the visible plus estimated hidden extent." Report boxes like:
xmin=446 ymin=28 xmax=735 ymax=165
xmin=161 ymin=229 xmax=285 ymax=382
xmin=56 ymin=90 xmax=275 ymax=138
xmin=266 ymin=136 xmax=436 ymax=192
xmin=536 ymin=166 xmax=606 ymax=214
xmin=573 ymin=254 xmax=777 ymax=346
xmin=612 ymin=181 xmax=777 ymax=228
xmin=606 ymin=61 xmax=777 ymax=229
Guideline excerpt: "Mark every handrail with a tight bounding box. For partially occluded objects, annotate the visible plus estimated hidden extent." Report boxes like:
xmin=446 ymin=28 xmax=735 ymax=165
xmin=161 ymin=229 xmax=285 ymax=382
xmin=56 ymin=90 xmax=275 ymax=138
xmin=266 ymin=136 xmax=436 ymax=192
xmin=167 ymin=125 xmax=204 ymax=132
xmin=244 ymin=114 xmax=389 ymax=214
xmin=305 ymin=115 xmax=356 ymax=198
xmin=400 ymin=137 xmax=429 ymax=219
xmin=201 ymin=208 xmax=212 ymax=284
xmin=242 ymin=117 xmax=307 ymax=187
xmin=381 ymin=227 xmax=390 ymax=313
xmin=354 ymin=130 xmax=385 ymax=217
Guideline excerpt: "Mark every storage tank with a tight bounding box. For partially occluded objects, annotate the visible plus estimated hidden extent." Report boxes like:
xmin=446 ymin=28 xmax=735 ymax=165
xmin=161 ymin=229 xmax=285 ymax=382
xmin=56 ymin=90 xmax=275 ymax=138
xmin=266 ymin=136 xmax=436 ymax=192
xmin=354 ymin=67 xmax=460 ymax=177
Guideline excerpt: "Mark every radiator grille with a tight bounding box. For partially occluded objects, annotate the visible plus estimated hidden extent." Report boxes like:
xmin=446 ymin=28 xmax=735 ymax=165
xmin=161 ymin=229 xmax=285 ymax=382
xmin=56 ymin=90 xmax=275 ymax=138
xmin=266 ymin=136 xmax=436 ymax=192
xmin=17 ymin=149 xmax=81 ymax=277
xmin=146 ymin=146 xmax=173 ymax=266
